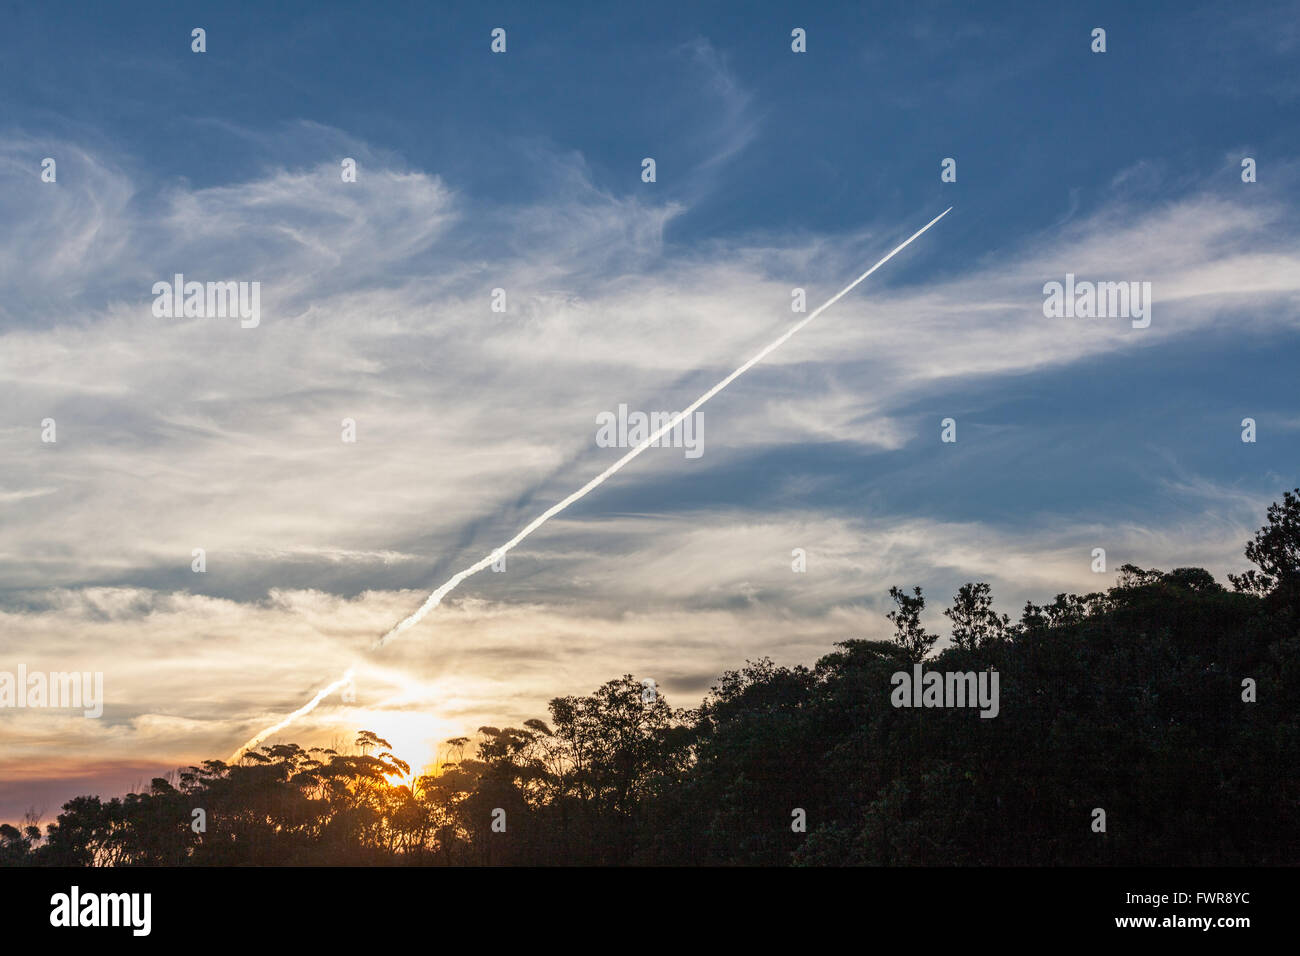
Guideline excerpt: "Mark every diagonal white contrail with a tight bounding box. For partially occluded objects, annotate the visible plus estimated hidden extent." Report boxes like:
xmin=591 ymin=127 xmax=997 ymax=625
xmin=229 ymin=668 xmax=354 ymax=762
xmin=375 ymin=205 xmax=952 ymax=647
xmin=230 ymin=207 xmax=951 ymax=756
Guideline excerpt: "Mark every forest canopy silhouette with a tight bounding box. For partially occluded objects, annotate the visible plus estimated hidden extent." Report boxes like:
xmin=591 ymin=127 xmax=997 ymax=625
xmin=5 ymin=490 xmax=1299 ymax=866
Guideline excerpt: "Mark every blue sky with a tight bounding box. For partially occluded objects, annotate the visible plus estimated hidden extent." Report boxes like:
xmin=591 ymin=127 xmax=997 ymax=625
xmin=1 ymin=0 xmax=1298 ymax=819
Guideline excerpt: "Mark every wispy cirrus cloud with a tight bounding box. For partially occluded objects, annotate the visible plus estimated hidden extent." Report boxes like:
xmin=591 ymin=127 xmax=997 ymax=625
xmin=1 ymin=115 xmax=1296 ymax=820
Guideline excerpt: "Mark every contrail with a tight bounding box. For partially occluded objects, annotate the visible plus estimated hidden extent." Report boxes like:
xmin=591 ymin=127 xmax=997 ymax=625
xmin=228 ymin=668 xmax=354 ymax=762
xmin=232 ymin=207 xmax=951 ymax=754
xmin=375 ymin=206 xmax=951 ymax=647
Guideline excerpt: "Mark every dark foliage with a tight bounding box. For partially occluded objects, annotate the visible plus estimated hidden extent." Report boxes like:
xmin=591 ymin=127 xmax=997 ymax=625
xmin=6 ymin=491 xmax=1299 ymax=866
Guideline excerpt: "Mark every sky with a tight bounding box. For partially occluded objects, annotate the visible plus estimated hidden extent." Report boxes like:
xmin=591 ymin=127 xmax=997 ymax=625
xmin=1 ymin=0 xmax=1298 ymax=823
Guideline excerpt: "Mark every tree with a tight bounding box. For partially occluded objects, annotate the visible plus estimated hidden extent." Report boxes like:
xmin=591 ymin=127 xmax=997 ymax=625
xmin=10 ymin=491 xmax=1300 ymax=869
xmin=547 ymin=676 xmax=690 ymax=816
xmin=1230 ymin=487 xmax=1300 ymax=597
xmin=943 ymin=582 xmax=1009 ymax=650
xmin=887 ymin=585 xmax=936 ymax=662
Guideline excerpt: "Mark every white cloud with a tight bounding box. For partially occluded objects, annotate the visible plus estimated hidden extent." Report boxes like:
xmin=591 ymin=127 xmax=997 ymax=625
xmin=0 ymin=128 xmax=1295 ymax=815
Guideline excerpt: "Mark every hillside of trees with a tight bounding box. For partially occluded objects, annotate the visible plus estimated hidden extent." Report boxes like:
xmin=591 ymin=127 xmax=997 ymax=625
xmin=4 ymin=490 xmax=1299 ymax=866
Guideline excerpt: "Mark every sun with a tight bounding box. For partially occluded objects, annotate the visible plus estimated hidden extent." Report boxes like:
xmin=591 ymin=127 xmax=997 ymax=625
xmin=350 ymin=707 xmax=462 ymax=785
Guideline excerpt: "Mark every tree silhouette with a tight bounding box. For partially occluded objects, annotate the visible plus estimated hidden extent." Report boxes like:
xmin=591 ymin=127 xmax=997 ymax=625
xmin=944 ymin=582 xmax=1010 ymax=650
xmin=5 ymin=491 xmax=1300 ymax=867
xmin=1230 ymin=487 xmax=1300 ymax=597
xmin=887 ymin=585 xmax=936 ymax=661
